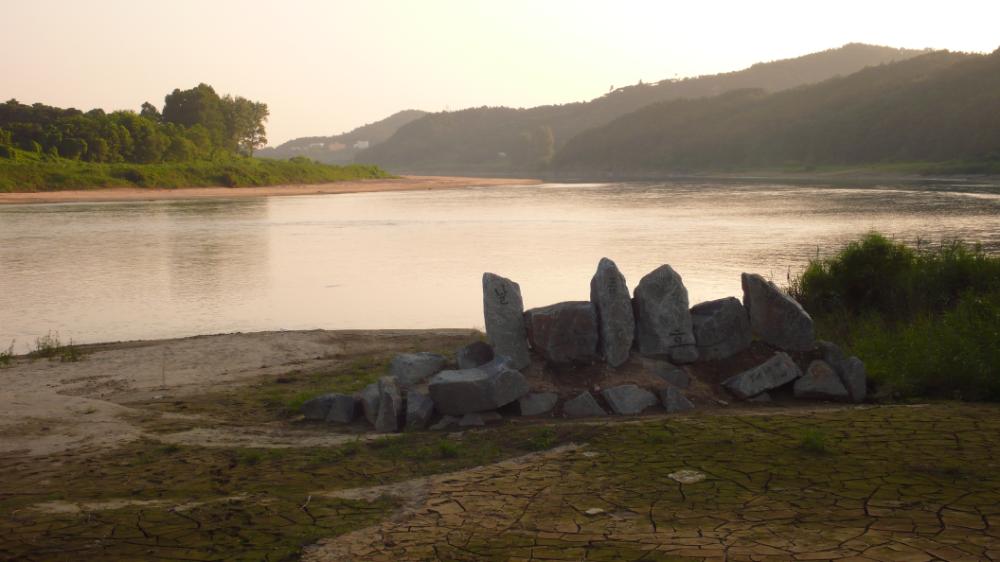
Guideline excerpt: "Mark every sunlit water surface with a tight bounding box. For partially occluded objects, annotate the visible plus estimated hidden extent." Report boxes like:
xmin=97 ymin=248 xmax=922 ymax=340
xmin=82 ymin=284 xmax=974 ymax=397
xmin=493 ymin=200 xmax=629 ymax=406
xmin=2 ymin=180 xmax=998 ymax=349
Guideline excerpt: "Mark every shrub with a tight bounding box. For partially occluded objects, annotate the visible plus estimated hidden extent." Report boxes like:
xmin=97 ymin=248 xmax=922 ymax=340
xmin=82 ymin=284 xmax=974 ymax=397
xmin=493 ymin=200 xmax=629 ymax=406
xmin=0 ymin=340 xmax=14 ymax=368
xmin=0 ymin=145 xmax=16 ymax=160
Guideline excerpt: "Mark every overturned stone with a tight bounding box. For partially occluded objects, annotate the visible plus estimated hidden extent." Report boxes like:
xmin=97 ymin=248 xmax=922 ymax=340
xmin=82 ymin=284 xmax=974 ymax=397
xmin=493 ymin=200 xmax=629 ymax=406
xmin=590 ymin=258 xmax=635 ymax=367
xmin=405 ymin=390 xmax=435 ymax=430
xmin=722 ymin=352 xmax=802 ymax=400
xmin=691 ymin=297 xmax=751 ymax=361
xmin=563 ymin=391 xmax=607 ymax=418
xmin=742 ymin=273 xmax=814 ymax=351
xmin=375 ymin=376 xmax=402 ymax=433
xmin=518 ymin=392 xmax=559 ymax=416
xmin=390 ymin=352 xmax=446 ymax=387
xmin=482 ymin=273 xmax=531 ymax=369
xmin=794 ymin=360 xmax=849 ymax=401
xmin=602 ymin=384 xmax=658 ymax=416
xmin=456 ymin=341 xmax=494 ymax=369
xmin=633 ymin=265 xmax=698 ymax=363
xmin=325 ymin=394 xmax=357 ymax=424
xmin=428 ymin=365 xmax=529 ymax=415
xmin=524 ymin=301 xmax=599 ymax=364
xmin=660 ymin=386 xmax=695 ymax=413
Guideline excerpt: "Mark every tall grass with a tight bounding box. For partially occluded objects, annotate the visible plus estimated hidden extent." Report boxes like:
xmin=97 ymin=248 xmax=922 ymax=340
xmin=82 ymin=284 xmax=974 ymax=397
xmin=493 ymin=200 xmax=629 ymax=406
xmin=791 ymin=233 xmax=1000 ymax=400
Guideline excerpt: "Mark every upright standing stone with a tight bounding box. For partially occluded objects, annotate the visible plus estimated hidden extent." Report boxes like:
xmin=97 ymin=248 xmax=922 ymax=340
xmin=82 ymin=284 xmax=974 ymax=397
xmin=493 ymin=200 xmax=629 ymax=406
xmin=375 ymin=376 xmax=402 ymax=433
xmin=482 ymin=273 xmax=531 ymax=369
xmin=523 ymin=301 xmax=599 ymax=364
xmin=390 ymin=352 xmax=446 ymax=387
xmin=690 ymin=297 xmax=752 ymax=361
xmin=358 ymin=383 xmax=381 ymax=426
xmin=838 ymin=356 xmax=867 ymax=403
xmin=633 ymin=265 xmax=699 ymax=363
xmin=405 ymin=390 xmax=435 ymax=430
xmin=590 ymin=258 xmax=635 ymax=367
xmin=741 ymin=273 xmax=815 ymax=351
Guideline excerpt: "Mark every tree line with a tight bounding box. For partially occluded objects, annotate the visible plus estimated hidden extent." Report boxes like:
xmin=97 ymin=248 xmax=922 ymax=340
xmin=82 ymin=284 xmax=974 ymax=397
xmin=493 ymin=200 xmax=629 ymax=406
xmin=0 ymin=83 xmax=268 ymax=163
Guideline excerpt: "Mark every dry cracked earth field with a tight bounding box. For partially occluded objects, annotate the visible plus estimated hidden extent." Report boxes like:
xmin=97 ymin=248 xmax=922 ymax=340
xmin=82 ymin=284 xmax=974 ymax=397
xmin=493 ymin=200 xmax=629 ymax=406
xmin=0 ymin=330 xmax=998 ymax=561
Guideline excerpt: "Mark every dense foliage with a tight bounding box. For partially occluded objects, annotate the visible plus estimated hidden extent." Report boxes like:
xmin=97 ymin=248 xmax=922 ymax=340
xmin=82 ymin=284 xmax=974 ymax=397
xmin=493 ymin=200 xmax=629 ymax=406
xmin=555 ymin=50 xmax=1000 ymax=173
xmin=0 ymin=83 xmax=269 ymax=165
xmin=791 ymin=233 xmax=1000 ymax=400
xmin=359 ymin=44 xmax=924 ymax=172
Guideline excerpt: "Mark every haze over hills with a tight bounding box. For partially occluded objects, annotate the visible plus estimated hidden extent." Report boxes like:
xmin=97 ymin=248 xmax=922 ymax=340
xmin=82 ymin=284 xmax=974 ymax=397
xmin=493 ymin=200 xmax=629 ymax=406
xmin=553 ymin=49 xmax=1000 ymax=174
xmin=356 ymin=43 xmax=926 ymax=173
xmin=256 ymin=109 xmax=426 ymax=164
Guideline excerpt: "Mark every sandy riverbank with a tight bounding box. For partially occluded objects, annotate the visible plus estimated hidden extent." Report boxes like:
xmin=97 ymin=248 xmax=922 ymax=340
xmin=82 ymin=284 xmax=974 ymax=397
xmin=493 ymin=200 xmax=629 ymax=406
xmin=0 ymin=175 xmax=541 ymax=205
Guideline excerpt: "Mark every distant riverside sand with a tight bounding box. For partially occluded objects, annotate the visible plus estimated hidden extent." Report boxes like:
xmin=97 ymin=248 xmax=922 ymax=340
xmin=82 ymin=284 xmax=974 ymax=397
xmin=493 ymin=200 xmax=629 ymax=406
xmin=0 ymin=175 xmax=542 ymax=205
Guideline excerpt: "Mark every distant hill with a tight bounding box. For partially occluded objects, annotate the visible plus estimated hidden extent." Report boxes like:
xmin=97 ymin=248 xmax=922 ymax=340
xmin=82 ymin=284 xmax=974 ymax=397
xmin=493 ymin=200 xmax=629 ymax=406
xmin=257 ymin=109 xmax=427 ymax=164
xmin=553 ymin=49 xmax=1000 ymax=173
xmin=360 ymin=44 xmax=927 ymax=173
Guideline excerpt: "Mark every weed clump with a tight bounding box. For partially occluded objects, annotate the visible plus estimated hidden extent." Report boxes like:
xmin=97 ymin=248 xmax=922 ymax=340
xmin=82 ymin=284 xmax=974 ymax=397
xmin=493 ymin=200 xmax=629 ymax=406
xmin=0 ymin=340 xmax=14 ymax=368
xmin=798 ymin=428 xmax=830 ymax=454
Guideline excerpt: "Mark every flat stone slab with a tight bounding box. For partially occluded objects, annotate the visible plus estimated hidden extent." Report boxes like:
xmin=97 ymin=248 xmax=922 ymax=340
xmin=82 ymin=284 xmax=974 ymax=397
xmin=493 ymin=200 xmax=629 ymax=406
xmin=794 ymin=359 xmax=849 ymax=401
xmin=633 ymin=264 xmax=698 ymax=363
xmin=590 ymin=257 xmax=635 ymax=367
xmin=428 ymin=365 xmax=529 ymax=415
xmin=690 ymin=297 xmax=751 ymax=361
xmin=601 ymin=384 xmax=658 ymax=415
xmin=518 ymin=392 xmax=559 ymax=416
xmin=722 ymin=352 xmax=802 ymax=400
xmin=524 ymin=301 xmax=599 ymax=364
xmin=325 ymin=394 xmax=357 ymax=424
xmin=482 ymin=272 xmax=531 ymax=369
xmin=742 ymin=273 xmax=815 ymax=351
xmin=405 ymin=390 xmax=435 ymax=430
xmin=390 ymin=352 xmax=446 ymax=386
xmin=455 ymin=341 xmax=494 ymax=369
xmin=563 ymin=391 xmax=607 ymax=418
xmin=660 ymin=387 xmax=695 ymax=413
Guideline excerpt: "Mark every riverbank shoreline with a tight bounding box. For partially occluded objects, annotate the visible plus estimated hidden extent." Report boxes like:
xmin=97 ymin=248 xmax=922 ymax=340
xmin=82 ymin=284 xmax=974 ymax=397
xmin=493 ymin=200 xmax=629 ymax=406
xmin=0 ymin=175 xmax=542 ymax=205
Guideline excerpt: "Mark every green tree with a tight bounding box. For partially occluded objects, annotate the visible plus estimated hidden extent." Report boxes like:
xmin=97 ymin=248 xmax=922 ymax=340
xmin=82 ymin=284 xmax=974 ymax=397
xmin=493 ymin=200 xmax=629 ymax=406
xmin=140 ymin=102 xmax=162 ymax=122
xmin=222 ymin=96 xmax=268 ymax=156
xmin=162 ymin=84 xmax=227 ymax=149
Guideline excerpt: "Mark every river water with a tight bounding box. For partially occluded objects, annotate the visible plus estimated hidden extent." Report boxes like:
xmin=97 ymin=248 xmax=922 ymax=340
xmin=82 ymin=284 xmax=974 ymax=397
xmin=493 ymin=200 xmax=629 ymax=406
xmin=1 ymin=180 xmax=998 ymax=349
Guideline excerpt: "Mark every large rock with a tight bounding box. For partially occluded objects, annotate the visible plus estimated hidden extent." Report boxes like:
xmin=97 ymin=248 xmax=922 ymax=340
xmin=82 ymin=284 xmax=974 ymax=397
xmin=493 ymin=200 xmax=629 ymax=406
xmin=301 ymin=395 xmax=334 ymax=421
xmin=722 ymin=352 xmax=802 ymax=400
xmin=518 ymin=392 xmax=559 ymax=416
xmin=390 ymin=352 xmax=446 ymax=386
xmin=456 ymin=341 xmax=494 ymax=369
xmin=358 ymin=383 xmax=380 ymax=425
xmin=325 ymin=394 xmax=357 ymax=424
xmin=660 ymin=387 xmax=695 ymax=413
xmin=375 ymin=376 xmax=402 ymax=433
xmin=633 ymin=265 xmax=698 ymax=363
xmin=482 ymin=273 xmax=531 ymax=369
xmin=794 ymin=360 xmax=850 ymax=401
xmin=405 ymin=390 xmax=435 ymax=430
xmin=602 ymin=385 xmax=658 ymax=415
xmin=690 ymin=297 xmax=751 ymax=361
xmin=563 ymin=391 xmax=607 ymax=418
xmin=524 ymin=301 xmax=599 ymax=364
xmin=647 ymin=359 xmax=691 ymax=388
xmin=589 ymin=258 xmax=635 ymax=367
xmin=428 ymin=365 xmax=529 ymax=415
xmin=838 ymin=356 xmax=867 ymax=403
xmin=742 ymin=273 xmax=815 ymax=351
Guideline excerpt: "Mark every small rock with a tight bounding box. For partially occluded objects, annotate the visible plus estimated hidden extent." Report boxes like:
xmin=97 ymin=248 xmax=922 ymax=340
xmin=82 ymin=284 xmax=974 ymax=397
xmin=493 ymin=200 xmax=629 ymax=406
xmin=358 ymin=383 xmax=381 ymax=426
xmin=690 ymin=297 xmax=752 ymax=361
xmin=563 ymin=391 xmax=607 ymax=418
xmin=523 ymin=301 xmax=599 ymax=364
xmin=584 ymin=508 xmax=605 ymax=516
xmin=839 ymin=356 xmax=867 ymax=403
xmin=482 ymin=273 xmax=531 ymax=369
xmin=742 ymin=273 xmax=815 ymax=351
xmin=668 ymin=469 xmax=706 ymax=484
xmin=589 ymin=257 xmax=636 ymax=367
xmin=428 ymin=365 xmax=529 ymax=415
xmin=374 ymin=376 xmax=402 ymax=433
xmin=601 ymin=384 xmax=658 ymax=415
xmin=660 ymin=387 xmax=695 ymax=413
xmin=455 ymin=341 xmax=494 ymax=369
xmin=633 ymin=264 xmax=698 ymax=363
xmin=325 ymin=394 xmax=356 ymax=424
xmin=582 ymin=451 xmax=600 ymax=458
xmin=518 ymin=392 xmax=559 ymax=416
xmin=647 ymin=359 xmax=690 ymax=388
xmin=722 ymin=352 xmax=802 ymax=400
xmin=390 ymin=352 xmax=446 ymax=386
xmin=794 ymin=360 xmax=850 ymax=401
xmin=301 ymin=395 xmax=334 ymax=421
xmin=405 ymin=390 xmax=435 ymax=430
xmin=430 ymin=415 xmax=460 ymax=430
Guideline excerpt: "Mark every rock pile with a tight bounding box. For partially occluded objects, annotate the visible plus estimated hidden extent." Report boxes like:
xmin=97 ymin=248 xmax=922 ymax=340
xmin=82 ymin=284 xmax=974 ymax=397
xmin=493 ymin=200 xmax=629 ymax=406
xmin=301 ymin=260 xmax=868 ymax=431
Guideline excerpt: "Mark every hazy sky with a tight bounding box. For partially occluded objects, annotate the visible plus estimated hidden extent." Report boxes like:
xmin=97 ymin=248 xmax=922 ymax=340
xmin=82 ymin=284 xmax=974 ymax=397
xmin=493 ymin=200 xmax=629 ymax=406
xmin=5 ymin=0 xmax=999 ymax=145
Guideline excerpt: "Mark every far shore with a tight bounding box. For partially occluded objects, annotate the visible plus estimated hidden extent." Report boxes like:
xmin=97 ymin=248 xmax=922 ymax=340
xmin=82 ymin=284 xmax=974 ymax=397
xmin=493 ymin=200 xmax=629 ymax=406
xmin=0 ymin=175 xmax=542 ymax=205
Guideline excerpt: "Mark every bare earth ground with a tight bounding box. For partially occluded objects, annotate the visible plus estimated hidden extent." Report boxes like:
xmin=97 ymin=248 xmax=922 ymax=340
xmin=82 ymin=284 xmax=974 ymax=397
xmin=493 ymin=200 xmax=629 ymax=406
xmin=1 ymin=330 xmax=998 ymax=561
xmin=0 ymin=175 xmax=542 ymax=205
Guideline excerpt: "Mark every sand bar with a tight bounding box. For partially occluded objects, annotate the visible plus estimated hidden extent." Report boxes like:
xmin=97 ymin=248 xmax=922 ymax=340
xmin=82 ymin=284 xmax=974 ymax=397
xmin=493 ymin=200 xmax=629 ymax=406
xmin=0 ymin=175 xmax=541 ymax=205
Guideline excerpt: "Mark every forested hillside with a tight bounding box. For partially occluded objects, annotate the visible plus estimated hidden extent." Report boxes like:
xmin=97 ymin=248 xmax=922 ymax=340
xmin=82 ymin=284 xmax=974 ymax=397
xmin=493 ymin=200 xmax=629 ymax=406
xmin=359 ymin=44 xmax=924 ymax=173
xmin=553 ymin=49 xmax=1000 ymax=173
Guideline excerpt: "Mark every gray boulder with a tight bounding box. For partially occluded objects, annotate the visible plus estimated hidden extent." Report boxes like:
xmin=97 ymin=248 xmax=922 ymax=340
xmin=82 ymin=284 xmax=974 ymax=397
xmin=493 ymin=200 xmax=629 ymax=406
xmin=374 ymin=376 xmax=403 ymax=433
xmin=358 ymin=383 xmax=381 ymax=425
xmin=794 ymin=360 xmax=849 ymax=401
xmin=456 ymin=341 xmax=494 ymax=369
xmin=301 ymin=394 xmax=334 ymax=421
xmin=741 ymin=273 xmax=815 ymax=351
xmin=428 ymin=365 xmax=529 ymax=415
xmin=722 ymin=352 xmax=802 ymax=400
xmin=690 ymin=297 xmax=752 ymax=361
xmin=633 ymin=265 xmax=698 ymax=364
xmin=839 ymin=356 xmax=867 ymax=403
xmin=589 ymin=258 xmax=635 ymax=367
xmin=523 ymin=301 xmax=599 ymax=364
xmin=563 ymin=391 xmax=607 ymax=418
xmin=816 ymin=340 xmax=846 ymax=366
xmin=482 ymin=273 xmax=531 ymax=369
xmin=647 ymin=360 xmax=690 ymax=388
xmin=405 ymin=390 xmax=435 ymax=430
xmin=325 ymin=394 xmax=357 ymax=424
xmin=518 ymin=392 xmax=559 ymax=416
xmin=660 ymin=387 xmax=695 ymax=413
xmin=602 ymin=385 xmax=658 ymax=416
xmin=390 ymin=352 xmax=446 ymax=386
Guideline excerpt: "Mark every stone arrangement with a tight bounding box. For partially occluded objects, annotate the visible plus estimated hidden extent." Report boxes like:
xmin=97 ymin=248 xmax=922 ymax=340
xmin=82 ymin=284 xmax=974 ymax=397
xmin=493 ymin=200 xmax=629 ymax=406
xmin=302 ymin=258 xmax=868 ymax=432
